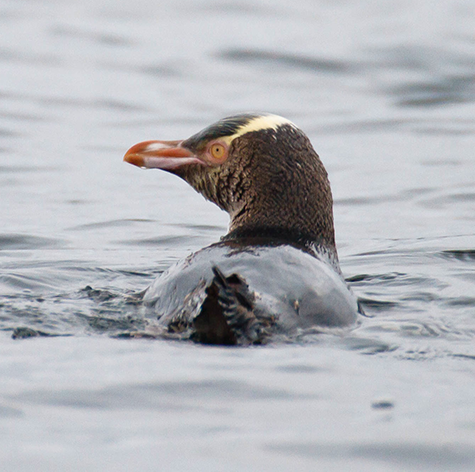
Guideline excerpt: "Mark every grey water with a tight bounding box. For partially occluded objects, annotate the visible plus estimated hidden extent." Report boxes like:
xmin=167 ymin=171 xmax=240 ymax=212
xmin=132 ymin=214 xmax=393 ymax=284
xmin=1 ymin=0 xmax=475 ymax=470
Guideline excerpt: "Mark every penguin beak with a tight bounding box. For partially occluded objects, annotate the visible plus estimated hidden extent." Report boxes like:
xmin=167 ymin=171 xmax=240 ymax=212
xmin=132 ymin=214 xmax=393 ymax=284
xmin=123 ymin=140 xmax=203 ymax=171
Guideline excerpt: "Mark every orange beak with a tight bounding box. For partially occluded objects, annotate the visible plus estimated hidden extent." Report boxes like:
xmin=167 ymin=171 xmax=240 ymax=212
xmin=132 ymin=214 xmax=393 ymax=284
xmin=123 ymin=140 xmax=203 ymax=171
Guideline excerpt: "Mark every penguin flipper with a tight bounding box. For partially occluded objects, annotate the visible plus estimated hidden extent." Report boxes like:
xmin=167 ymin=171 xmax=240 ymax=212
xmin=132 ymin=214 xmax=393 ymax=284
xmin=191 ymin=266 xmax=269 ymax=345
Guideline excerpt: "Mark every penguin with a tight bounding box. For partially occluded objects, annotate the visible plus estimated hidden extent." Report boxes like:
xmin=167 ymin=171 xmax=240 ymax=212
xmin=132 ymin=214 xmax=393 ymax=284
xmin=124 ymin=113 xmax=361 ymax=345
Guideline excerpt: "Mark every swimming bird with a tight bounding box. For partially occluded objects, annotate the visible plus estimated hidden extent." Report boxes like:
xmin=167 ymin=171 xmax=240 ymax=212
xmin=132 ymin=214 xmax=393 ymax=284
xmin=124 ymin=113 xmax=361 ymax=345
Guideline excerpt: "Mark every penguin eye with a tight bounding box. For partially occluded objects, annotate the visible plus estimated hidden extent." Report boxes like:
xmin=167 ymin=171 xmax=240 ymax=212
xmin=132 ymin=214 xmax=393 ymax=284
xmin=209 ymin=142 xmax=227 ymax=161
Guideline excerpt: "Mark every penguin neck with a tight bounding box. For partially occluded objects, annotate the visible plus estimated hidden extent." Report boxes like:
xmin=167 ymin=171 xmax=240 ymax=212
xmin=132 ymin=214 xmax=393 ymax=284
xmin=222 ymin=223 xmax=341 ymax=272
xmin=226 ymin=209 xmax=337 ymax=255
xmin=226 ymin=189 xmax=337 ymax=252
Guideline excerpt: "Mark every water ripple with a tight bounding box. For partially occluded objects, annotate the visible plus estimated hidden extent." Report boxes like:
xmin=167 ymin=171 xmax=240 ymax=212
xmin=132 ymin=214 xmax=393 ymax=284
xmin=0 ymin=234 xmax=65 ymax=250
xmin=217 ymin=48 xmax=355 ymax=73
xmin=265 ymin=441 xmax=475 ymax=467
xmin=50 ymin=25 xmax=133 ymax=47
xmin=440 ymin=249 xmax=475 ymax=262
xmin=394 ymin=74 xmax=475 ymax=107
xmin=9 ymin=378 xmax=315 ymax=410
xmin=69 ymin=218 xmax=155 ymax=231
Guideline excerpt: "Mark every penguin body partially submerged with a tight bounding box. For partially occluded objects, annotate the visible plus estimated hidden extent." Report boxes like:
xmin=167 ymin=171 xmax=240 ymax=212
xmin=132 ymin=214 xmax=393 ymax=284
xmin=124 ymin=113 xmax=361 ymax=344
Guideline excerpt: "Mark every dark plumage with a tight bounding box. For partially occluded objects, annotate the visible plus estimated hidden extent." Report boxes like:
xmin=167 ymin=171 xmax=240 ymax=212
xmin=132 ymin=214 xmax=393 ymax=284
xmin=124 ymin=113 xmax=361 ymax=344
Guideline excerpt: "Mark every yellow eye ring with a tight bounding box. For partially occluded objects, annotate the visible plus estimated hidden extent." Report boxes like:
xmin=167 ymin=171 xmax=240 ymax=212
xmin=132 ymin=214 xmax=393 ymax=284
xmin=210 ymin=143 xmax=226 ymax=160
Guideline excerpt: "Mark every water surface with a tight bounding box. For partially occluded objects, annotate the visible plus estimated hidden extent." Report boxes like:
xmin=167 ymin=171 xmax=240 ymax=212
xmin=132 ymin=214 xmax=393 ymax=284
xmin=1 ymin=0 xmax=474 ymax=470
